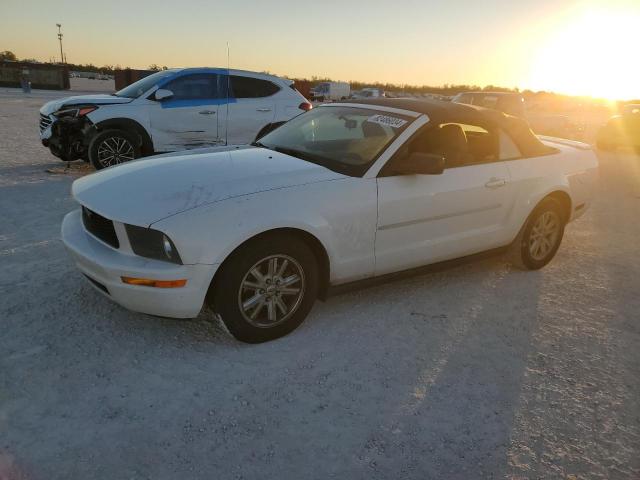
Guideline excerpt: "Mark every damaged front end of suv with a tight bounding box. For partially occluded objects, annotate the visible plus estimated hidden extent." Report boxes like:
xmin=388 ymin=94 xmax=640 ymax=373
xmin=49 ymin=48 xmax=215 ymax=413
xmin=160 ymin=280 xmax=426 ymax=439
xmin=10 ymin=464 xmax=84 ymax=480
xmin=40 ymin=105 xmax=98 ymax=162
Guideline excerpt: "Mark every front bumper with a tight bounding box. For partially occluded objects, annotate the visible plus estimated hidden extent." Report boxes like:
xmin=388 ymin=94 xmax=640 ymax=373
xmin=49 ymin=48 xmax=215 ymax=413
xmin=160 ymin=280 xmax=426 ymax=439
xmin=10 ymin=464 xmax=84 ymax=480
xmin=39 ymin=113 xmax=54 ymax=140
xmin=39 ymin=113 xmax=94 ymax=161
xmin=61 ymin=209 xmax=216 ymax=318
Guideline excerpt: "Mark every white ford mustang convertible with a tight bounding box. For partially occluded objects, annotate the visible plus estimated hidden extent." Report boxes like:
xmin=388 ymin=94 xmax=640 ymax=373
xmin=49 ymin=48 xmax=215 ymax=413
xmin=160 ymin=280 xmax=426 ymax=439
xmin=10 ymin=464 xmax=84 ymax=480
xmin=62 ymin=99 xmax=598 ymax=342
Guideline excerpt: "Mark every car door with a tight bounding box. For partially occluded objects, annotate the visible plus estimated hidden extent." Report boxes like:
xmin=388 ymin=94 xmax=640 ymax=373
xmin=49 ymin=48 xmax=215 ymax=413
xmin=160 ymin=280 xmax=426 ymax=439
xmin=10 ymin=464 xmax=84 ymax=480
xmin=375 ymin=122 xmax=517 ymax=275
xmin=148 ymin=73 xmax=221 ymax=151
xmin=219 ymin=74 xmax=278 ymax=145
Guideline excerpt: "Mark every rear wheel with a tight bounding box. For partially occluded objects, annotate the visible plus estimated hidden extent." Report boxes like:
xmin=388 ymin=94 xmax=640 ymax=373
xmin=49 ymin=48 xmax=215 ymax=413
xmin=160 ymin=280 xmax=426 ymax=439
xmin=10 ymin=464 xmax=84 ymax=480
xmin=509 ymin=198 xmax=565 ymax=270
xmin=210 ymin=234 xmax=318 ymax=343
xmin=89 ymin=129 xmax=140 ymax=170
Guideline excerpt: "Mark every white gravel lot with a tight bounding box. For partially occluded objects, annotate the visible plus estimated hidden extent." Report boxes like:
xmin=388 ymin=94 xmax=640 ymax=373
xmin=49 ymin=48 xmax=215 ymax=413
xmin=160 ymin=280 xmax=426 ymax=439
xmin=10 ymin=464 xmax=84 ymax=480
xmin=1 ymin=88 xmax=639 ymax=480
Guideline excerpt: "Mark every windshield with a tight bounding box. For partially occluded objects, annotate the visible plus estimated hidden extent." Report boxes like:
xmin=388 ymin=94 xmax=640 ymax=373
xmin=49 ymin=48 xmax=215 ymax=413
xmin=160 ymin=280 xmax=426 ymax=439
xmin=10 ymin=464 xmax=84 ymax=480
xmin=257 ymin=106 xmax=413 ymax=176
xmin=114 ymin=70 xmax=177 ymax=99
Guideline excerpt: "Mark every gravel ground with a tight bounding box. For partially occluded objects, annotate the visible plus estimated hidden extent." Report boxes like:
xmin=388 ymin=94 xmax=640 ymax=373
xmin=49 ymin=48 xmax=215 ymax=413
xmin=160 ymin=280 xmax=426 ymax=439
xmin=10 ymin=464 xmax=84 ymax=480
xmin=1 ymin=88 xmax=639 ymax=480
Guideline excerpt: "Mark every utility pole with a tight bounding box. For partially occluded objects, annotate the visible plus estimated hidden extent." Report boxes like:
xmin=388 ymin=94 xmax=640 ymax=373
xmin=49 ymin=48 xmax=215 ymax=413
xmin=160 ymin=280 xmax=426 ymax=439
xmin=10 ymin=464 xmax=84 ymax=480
xmin=56 ymin=24 xmax=65 ymax=64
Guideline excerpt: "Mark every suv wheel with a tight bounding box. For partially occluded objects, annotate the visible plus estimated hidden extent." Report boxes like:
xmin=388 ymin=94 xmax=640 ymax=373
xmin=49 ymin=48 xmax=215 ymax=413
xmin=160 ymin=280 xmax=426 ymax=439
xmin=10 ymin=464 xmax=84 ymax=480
xmin=89 ymin=129 xmax=140 ymax=170
xmin=210 ymin=234 xmax=318 ymax=343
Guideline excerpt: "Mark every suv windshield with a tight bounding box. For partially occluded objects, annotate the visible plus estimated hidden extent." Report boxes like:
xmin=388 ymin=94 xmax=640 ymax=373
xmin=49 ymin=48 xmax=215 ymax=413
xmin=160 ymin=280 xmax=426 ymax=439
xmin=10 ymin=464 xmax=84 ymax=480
xmin=114 ymin=70 xmax=177 ymax=99
xmin=257 ymin=106 xmax=412 ymax=176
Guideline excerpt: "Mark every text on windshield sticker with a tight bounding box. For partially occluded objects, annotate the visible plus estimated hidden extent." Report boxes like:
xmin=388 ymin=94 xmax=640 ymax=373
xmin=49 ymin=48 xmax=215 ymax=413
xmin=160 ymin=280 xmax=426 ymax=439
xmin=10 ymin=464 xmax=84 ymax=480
xmin=366 ymin=114 xmax=408 ymax=129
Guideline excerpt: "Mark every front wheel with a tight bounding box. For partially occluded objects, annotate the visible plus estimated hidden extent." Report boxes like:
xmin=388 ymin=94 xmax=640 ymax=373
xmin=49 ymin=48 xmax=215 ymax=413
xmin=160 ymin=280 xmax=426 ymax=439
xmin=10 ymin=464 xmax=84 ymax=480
xmin=509 ymin=198 xmax=566 ymax=270
xmin=89 ymin=129 xmax=141 ymax=170
xmin=210 ymin=234 xmax=318 ymax=343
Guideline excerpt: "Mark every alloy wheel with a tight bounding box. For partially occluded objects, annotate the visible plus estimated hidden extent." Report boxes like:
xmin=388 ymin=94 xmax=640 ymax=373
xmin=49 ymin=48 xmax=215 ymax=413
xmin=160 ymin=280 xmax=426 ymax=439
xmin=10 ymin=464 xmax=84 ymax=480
xmin=528 ymin=211 xmax=561 ymax=261
xmin=97 ymin=136 xmax=135 ymax=167
xmin=238 ymin=254 xmax=306 ymax=328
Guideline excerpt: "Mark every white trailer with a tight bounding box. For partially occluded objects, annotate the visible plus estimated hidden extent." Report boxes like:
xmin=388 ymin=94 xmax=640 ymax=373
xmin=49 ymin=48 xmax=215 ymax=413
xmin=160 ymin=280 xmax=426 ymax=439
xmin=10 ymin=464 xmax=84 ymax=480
xmin=311 ymin=82 xmax=350 ymax=102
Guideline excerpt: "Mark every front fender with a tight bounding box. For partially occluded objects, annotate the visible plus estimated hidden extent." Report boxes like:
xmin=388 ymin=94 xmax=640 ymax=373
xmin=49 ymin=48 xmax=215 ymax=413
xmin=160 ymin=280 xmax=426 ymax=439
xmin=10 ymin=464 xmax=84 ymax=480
xmin=91 ymin=117 xmax=154 ymax=155
xmin=151 ymin=178 xmax=378 ymax=285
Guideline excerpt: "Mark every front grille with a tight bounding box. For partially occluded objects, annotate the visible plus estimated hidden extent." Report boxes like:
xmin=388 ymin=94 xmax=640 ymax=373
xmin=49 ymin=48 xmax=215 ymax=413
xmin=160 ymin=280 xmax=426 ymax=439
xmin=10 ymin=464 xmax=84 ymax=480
xmin=82 ymin=207 xmax=120 ymax=248
xmin=39 ymin=113 xmax=53 ymax=133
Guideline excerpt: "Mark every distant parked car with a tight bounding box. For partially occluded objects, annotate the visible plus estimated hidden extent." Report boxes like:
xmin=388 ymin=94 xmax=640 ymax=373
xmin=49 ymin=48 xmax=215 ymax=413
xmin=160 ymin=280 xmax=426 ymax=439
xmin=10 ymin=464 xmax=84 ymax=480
xmin=453 ymin=92 xmax=526 ymax=119
xmin=62 ymin=98 xmax=598 ymax=343
xmin=351 ymin=88 xmax=385 ymax=99
xmin=596 ymin=105 xmax=640 ymax=152
xmin=39 ymin=68 xmax=311 ymax=169
xmin=310 ymin=82 xmax=350 ymax=102
xmin=528 ymin=115 xmax=585 ymax=141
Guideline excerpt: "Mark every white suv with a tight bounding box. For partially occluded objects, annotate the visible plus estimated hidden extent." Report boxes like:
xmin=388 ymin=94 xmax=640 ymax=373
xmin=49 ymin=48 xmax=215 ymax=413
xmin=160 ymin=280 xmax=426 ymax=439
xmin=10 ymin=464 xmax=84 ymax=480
xmin=39 ymin=68 xmax=311 ymax=169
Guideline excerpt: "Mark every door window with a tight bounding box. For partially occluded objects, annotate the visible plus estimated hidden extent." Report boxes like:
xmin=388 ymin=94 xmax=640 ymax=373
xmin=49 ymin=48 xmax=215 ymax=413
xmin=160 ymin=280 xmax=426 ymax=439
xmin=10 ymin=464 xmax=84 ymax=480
xmin=229 ymin=76 xmax=280 ymax=98
xmin=163 ymin=74 xmax=220 ymax=100
xmin=399 ymin=122 xmax=499 ymax=169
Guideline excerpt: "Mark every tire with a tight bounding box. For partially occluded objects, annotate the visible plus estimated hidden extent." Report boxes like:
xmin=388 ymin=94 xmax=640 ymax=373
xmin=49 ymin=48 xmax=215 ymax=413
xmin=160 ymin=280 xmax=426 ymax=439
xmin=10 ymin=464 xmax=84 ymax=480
xmin=211 ymin=234 xmax=319 ymax=343
xmin=509 ymin=198 xmax=566 ymax=270
xmin=89 ymin=129 xmax=141 ymax=170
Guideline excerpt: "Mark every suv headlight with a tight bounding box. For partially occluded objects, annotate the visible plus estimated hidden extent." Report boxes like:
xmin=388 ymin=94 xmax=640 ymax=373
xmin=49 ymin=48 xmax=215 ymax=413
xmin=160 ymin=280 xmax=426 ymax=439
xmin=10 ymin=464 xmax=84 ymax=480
xmin=53 ymin=105 xmax=98 ymax=118
xmin=125 ymin=224 xmax=182 ymax=264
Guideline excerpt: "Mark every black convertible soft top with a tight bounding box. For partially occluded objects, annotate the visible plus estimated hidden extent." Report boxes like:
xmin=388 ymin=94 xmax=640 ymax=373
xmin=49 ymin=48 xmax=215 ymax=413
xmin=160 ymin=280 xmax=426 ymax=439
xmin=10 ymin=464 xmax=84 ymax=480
xmin=348 ymin=98 xmax=556 ymax=157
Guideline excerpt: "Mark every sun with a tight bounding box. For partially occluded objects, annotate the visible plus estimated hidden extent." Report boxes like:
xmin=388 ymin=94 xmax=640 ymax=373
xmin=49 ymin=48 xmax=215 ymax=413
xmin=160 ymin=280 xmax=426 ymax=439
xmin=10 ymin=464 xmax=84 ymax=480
xmin=528 ymin=7 xmax=640 ymax=100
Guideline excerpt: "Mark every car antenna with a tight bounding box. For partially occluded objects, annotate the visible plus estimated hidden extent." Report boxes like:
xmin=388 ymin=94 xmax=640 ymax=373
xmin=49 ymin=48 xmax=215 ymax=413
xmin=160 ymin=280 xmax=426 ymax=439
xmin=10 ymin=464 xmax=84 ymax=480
xmin=225 ymin=42 xmax=230 ymax=146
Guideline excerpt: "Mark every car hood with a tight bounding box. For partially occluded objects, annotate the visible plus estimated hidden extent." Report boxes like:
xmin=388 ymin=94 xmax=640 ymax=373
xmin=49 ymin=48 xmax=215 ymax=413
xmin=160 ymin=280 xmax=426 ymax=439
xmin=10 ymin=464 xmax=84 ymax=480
xmin=72 ymin=147 xmax=346 ymax=227
xmin=40 ymin=94 xmax=132 ymax=115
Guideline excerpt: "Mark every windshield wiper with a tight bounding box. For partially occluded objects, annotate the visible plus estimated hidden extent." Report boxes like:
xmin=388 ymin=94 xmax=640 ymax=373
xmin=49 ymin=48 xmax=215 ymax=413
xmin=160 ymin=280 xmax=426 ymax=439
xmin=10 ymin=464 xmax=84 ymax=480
xmin=271 ymin=146 xmax=320 ymax=162
xmin=251 ymin=142 xmax=302 ymax=158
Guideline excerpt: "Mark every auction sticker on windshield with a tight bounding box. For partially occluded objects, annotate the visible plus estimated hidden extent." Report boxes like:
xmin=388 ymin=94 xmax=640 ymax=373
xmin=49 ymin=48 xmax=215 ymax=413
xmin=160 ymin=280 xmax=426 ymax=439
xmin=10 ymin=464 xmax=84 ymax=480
xmin=366 ymin=114 xmax=408 ymax=129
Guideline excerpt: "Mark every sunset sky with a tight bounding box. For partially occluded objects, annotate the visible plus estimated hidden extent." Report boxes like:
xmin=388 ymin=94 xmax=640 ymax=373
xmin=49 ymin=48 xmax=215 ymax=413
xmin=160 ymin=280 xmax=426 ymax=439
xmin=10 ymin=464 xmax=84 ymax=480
xmin=1 ymin=0 xmax=639 ymax=100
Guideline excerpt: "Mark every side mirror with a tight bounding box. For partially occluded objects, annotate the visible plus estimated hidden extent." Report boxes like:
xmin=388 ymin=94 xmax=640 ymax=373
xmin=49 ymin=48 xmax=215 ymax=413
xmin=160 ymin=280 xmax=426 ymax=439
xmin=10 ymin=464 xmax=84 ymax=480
xmin=396 ymin=152 xmax=445 ymax=175
xmin=154 ymin=88 xmax=174 ymax=101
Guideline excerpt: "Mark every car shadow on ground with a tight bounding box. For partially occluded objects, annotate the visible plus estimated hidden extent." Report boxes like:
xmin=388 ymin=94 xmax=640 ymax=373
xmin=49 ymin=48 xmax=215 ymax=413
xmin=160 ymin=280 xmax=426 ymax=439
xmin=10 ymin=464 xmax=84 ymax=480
xmin=306 ymin=258 xmax=545 ymax=477
xmin=86 ymin=252 xmax=544 ymax=477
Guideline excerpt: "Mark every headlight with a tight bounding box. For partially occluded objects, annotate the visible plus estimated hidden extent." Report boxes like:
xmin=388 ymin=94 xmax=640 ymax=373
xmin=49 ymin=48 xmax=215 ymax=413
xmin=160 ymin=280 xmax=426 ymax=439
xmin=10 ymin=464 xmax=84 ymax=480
xmin=125 ymin=224 xmax=182 ymax=264
xmin=53 ymin=105 xmax=98 ymax=118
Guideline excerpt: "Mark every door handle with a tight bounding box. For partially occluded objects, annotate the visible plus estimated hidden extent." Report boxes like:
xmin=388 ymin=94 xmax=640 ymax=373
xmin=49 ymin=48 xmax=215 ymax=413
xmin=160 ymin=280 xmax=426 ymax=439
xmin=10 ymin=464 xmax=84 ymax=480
xmin=198 ymin=110 xmax=216 ymax=115
xmin=485 ymin=177 xmax=507 ymax=189
xmin=256 ymin=108 xmax=272 ymax=112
